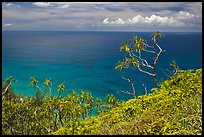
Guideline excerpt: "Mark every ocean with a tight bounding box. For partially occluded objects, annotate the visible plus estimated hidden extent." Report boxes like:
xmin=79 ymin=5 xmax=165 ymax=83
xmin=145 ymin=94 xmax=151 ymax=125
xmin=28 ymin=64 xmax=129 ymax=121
xmin=2 ymin=31 xmax=202 ymax=100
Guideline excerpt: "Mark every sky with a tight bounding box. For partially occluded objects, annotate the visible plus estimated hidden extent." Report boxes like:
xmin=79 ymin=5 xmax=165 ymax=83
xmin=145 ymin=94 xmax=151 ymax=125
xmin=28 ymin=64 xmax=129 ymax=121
xmin=2 ymin=2 xmax=202 ymax=32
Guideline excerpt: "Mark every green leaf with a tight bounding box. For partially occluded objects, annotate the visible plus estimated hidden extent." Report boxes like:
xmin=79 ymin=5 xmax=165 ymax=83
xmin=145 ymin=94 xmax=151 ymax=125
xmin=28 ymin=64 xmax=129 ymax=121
xmin=152 ymin=31 xmax=164 ymax=40
xmin=44 ymin=78 xmax=52 ymax=87
xmin=120 ymin=42 xmax=130 ymax=53
xmin=124 ymin=57 xmax=131 ymax=65
xmin=57 ymin=82 xmax=66 ymax=92
xmin=29 ymin=77 xmax=38 ymax=87
xmin=115 ymin=61 xmax=126 ymax=71
xmin=130 ymin=57 xmax=138 ymax=67
xmin=133 ymin=37 xmax=145 ymax=52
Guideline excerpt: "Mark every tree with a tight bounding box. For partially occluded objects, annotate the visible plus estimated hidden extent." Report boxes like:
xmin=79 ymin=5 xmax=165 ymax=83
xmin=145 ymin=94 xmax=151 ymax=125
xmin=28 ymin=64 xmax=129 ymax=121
xmin=161 ymin=60 xmax=181 ymax=79
xmin=56 ymin=81 xmax=66 ymax=99
xmin=115 ymin=31 xmax=165 ymax=98
xmin=44 ymin=78 xmax=52 ymax=97
xmin=2 ymin=77 xmax=121 ymax=135
xmin=2 ymin=76 xmax=17 ymax=98
xmin=29 ymin=77 xmax=46 ymax=95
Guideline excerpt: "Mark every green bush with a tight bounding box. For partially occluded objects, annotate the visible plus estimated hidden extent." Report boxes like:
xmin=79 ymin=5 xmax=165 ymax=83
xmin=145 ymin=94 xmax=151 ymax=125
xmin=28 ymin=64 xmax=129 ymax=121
xmin=52 ymin=68 xmax=202 ymax=135
xmin=2 ymin=69 xmax=202 ymax=135
xmin=2 ymin=78 xmax=120 ymax=135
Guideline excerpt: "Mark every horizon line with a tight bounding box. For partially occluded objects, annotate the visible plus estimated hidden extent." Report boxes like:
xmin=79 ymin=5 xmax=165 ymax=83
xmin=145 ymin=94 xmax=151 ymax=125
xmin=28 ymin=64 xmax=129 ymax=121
xmin=2 ymin=30 xmax=202 ymax=33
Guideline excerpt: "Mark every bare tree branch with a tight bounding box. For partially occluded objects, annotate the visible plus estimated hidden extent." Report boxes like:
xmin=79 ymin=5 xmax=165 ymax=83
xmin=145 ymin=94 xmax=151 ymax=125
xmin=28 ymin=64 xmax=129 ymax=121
xmin=142 ymin=84 xmax=148 ymax=95
xmin=152 ymin=38 xmax=165 ymax=87
xmin=36 ymin=84 xmax=45 ymax=94
xmin=122 ymin=76 xmax=136 ymax=98
xmin=49 ymin=86 xmax=52 ymax=96
xmin=2 ymin=81 xmax=12 ymax=95
xmin=130 ymin=51 xmax=154 ymax=69
xmin=118 ymin=90 xmax=134 ymax=96
xmin=161 ymin=69 xmax=172 ymax=78
xmin=144 ymin=43 xmax=154 ymax=48
xmin=5 ymin=122 xmax=22 ymax=134
xmin=48 ymin=107 xmax=51 ymax=135
xmin=137 ymin=65 xmax=156 ymax=77
xmin=142 ymin=49 xmax=156 ymax=54
xmin=34 ymin=110 xmax=51 ymax=134
xmin=139 ymin=61 xmax=154 ymax=69
xmin=165 ymin=68 xmax=173 ymax=75
xmin=15 ymin=113 xmax=27 ymax=120
xmin=172 ymin=66 xmax=179 ymax=75
xmin=153 ymin=43 xmax=164 ymax=66
xmin=138 ymin=50 xmax=154 ymax=69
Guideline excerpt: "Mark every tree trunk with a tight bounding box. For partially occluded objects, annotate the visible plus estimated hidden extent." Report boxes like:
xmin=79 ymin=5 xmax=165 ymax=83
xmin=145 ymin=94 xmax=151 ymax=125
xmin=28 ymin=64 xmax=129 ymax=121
xmin=153 ymin=74 xmax=157 ymax=88
xmin=153 ymin=60 xmax=157 ymax=88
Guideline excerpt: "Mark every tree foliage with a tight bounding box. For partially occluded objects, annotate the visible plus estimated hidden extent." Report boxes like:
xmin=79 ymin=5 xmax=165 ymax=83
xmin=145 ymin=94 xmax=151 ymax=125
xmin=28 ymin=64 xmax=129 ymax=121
xmin=115 ymin=31 xmax=165 ymax=98
xmin=53 ymin=68 xmax=202 ymax=135
xmin=2 ymin=77 xmax=121 ymax=135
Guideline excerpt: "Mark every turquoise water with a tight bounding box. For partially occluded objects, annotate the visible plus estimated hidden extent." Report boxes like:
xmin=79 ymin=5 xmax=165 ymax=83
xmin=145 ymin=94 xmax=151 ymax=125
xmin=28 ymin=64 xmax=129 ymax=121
xmin=2 ymin=31 xmax=202 ymax=100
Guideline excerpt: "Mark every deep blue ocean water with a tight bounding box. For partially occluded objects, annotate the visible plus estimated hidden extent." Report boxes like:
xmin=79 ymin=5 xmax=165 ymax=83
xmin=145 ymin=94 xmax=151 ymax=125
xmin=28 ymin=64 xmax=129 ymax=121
xmin=2 ymin=31 xmax=202 ymax=100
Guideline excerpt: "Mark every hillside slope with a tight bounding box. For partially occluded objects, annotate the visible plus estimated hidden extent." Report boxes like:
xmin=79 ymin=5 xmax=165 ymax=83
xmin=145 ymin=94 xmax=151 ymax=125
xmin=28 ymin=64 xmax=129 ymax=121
xmin=53 ymin=69 xmax=202 ymax=135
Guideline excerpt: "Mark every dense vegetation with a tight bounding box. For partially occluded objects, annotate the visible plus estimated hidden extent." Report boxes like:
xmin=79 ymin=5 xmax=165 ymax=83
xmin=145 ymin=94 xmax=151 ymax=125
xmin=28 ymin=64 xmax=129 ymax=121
xmin=2 ymin=68 xmax=202 ymax=135
xmin=2 ymin=77 xmax=121 ymax=135
xmin=52 ymin=68 xmax=202 ymax=135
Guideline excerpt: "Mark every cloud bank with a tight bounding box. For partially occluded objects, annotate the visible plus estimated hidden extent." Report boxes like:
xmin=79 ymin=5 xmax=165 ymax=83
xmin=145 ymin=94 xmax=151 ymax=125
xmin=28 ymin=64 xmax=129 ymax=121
xmin=33 ymin=2 xmax=50 ymax=7
xmin=102 ymin=11 xmax=199 ymax=27
xmin=33 ymin=2 xmax=70 ymax=8
xmin=2 ymin=2 xmax=202 ymax=31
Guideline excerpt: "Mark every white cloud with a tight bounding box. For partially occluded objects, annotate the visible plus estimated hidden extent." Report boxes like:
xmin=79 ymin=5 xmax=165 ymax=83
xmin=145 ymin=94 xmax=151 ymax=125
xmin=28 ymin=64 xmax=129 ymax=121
xmin=5 ymin=3 xmax=20 ymax=7
xmin=102 ymin=10 xmax=200 ymax=27
xmin=179 ymin=11 xmax=194 ymax=17
xmin=33 ymin=2 xmax=71 ymax=9
xmin=32 ymin=2 xmax=111 ymax=8
xmin=3 ymin=2 xmax=201 ymax=31
xmin=3 ymin=24 xmax=12 ymax=27
xmin=129 ymin=15 xmax=143 ymax=24
xmin=103 ymin=18 xmax=120 ymax=24
xmin=68 ymin=2 xmax=112 ymax=5
xmin=33 ymin=2 xmax=50 ymax=7
xmin=58 ymin=4 xmax=70 ymax=9
xmin=144 ymin=14 xmax=175 ymax=25
xmin=6 ymin=3 xmax=13 ymax=6
xmin=103 ymin=14 xmax=181 ymax=26
xmin=103 ymin=18 xmax=109 ymax=24
xmin=176 ymin=11 xmax=197 ymax=20
xmin=33 ymin=2 xmax=73 ymax=9
xmin=115 ymin=18 xmax=125 ymax=25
